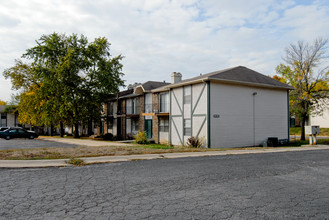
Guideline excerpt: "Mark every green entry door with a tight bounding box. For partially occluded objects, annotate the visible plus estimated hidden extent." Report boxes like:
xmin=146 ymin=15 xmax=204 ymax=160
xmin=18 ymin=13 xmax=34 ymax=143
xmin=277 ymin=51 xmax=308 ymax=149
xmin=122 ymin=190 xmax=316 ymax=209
xmin=101 ymin=120 xmax=104 ymax=135
xmin=145 ymin=119 xmax=152 ymax=139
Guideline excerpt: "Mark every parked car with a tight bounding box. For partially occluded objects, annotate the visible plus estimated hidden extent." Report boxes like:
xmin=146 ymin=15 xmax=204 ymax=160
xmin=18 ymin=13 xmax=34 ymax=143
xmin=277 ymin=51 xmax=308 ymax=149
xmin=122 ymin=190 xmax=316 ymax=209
xmin=0 ymin=127 xmax=8 ymax=131
xmin=0 ymin=127 xmax=39 ymax=140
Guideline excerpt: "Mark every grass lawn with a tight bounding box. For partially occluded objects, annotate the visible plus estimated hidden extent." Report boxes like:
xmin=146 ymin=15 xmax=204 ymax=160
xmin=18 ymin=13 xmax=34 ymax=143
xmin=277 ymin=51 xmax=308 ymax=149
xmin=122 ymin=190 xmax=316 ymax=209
xmin=1 ymin=138 xmax=328 ymax=160
xmin=290 ymin=127 xmax=329 ymax=136
xmin=0 ymin=144 xmax=211 ymax=160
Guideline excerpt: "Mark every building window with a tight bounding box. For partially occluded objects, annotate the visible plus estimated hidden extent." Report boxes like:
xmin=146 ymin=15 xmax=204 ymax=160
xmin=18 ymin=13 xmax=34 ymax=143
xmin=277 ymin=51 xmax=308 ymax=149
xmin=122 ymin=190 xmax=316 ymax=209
xmin=184 ymin=86 xmax=191 ymax=104
xmin=159 ymin=92 xmax=169 ymax=112
xmin=184 ymin=119 xmax=191 ymax=136
xmin=131 ymin=119 xmax=139 ymax=133
xmin=159 ymin=118 xmax=169 ymax=132
xmin=132 ymin=98 xmax=139 ymax=114
xmin=126 ymin=99 xmax=132 ymax=114
xmin=1 ymin=113 xmax=7 ymax=127
xmin=127 ymin=98 xmax=139 ymax=114
xmin=144 ymin=93 xmax=153 ymax=113
xmin=107 ymin=118 xmax=113 ymax=129
xmin=107 ymin=102 xmax=114 ymax=115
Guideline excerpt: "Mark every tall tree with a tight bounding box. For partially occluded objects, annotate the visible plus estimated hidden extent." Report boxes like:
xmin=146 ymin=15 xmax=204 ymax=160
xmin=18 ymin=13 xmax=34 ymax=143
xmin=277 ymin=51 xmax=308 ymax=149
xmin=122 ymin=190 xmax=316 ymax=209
xmin=276 ymin=38 xmax=329 ymax=140
xmin=4 ymin=33 xmax=124 ymax=137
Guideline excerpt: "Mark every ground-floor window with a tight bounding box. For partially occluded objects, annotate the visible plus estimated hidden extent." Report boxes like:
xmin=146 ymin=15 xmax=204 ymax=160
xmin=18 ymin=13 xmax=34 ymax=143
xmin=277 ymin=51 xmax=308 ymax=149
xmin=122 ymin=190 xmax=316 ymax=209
xmin=131 ymin=118 xmax=139 ymax=133
xmin=184 ymin=119 xmax=191 ymax=136
xmin=107 ymin=118 xmax=113 ymax=130
xmin=159 ymin=118 xmax=169 ymax=132
xmin=1 ymin=113 xmax=7 ymax=127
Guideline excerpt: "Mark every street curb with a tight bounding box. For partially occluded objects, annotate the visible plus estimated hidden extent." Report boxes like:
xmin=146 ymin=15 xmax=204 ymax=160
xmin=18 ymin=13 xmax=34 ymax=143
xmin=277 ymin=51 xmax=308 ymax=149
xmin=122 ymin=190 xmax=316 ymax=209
xmin=0 ymin=145 xmax=328 ymax=169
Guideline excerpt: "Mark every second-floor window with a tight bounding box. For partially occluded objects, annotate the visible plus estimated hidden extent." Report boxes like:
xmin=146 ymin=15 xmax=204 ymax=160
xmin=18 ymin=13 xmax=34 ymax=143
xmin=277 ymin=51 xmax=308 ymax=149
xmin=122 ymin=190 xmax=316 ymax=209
xmin=144 ymin=93 xmax=152 ymax=113
xmin=159 ymin=92 xmax=169 ymax=113
xmin=107 ymin=102 xmax=114 ymax=115
xmin=126 ymin=98 xmax=139 ymax=114
xmin=184 ymin=86 xmax=191 ymax=104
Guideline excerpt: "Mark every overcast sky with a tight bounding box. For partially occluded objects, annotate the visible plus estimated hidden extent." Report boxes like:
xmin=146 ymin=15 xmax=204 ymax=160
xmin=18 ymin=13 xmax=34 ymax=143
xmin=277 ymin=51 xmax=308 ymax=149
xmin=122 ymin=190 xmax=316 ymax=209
xmin=1 ymin=0 xmax=329 ymax=102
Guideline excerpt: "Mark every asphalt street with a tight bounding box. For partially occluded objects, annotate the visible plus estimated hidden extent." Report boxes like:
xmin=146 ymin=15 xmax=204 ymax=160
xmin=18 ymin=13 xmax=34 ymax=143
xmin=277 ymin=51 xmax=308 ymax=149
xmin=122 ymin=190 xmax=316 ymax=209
xmin=0 ymin=138 xmax=81 ymax=150
xmin=1 ymin=150 xmax=329 ymax=219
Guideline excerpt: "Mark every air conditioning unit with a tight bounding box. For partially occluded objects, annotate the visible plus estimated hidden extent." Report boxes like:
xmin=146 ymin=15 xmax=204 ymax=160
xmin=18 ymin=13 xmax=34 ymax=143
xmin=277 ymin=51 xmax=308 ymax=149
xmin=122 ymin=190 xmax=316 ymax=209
xmin=305 ymin=126 xmax=320 ymax=135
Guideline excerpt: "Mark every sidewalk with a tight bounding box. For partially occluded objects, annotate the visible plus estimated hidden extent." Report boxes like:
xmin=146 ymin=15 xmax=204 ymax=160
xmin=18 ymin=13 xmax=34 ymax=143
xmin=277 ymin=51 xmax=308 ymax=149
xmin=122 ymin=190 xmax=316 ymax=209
xmin=38 ymin=137 xmax=132 ymax=147
xmin=1 ymin=145 xmax=328 ymax=168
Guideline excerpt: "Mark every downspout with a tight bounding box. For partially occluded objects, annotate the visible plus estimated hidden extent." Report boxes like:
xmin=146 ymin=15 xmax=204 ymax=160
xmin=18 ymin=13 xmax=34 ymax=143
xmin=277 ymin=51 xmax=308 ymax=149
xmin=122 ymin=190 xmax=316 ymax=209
xmin=252 ymin=92 xmax=257 ymax=146
xmin=287 ymin=90 xmax=290 ymax=142
xmin=169 ymin=88 xmax=172 ymax=145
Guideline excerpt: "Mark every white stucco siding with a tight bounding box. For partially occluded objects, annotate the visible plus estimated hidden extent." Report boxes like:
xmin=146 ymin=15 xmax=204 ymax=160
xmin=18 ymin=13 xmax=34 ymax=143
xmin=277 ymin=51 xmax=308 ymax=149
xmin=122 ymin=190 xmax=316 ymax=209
xmin=254 ymin=89 xmax=288 ymax=143
xmin=170 ymin=83 xmax=208 ymax=146
xmin=159 ymin=131 xmax=169 ymax=144
xmin=310 ymin=107 xmax=329 ymax=127
xmin=171 ymin=88 xmax=183 ymax=116
xmin=192 ymin=116 xmax=207 ymax=146
xmin=170 ymin=87 xmax=183 ymax=145
xmin=192 ymin=83 xmax=207 ymax=115
xmin=184 ymin=104 xmax=191 ymax=118
xmin=210 ymin=82 xmax=288 ymax=148
xmin=171 ymin=116 xmax=183 ymax=145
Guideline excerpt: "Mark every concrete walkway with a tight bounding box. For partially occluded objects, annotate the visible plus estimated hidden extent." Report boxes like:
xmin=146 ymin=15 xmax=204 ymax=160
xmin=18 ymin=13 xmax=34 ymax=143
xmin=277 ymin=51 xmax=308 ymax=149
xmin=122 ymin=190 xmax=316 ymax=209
xmin=1 ymin=145 xmax=328 ymax=168
xmin=38 ymin=137 xmax=133 ymax=147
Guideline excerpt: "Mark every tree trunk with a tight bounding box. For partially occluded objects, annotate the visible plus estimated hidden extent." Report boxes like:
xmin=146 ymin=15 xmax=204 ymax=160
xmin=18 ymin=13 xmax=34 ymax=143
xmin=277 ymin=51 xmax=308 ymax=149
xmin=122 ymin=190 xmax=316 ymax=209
xmin=74 ymin=123 xmax=79 ymax=138
xmin=50 ymin=124 xmax=54 ymax=136
xmin=301 ymin=116 xmax=306 ymax=141
xmin=60 ymin=122 xmax=64 ymax=138
xmin=88 ymin=119 xmax=93 ymax=136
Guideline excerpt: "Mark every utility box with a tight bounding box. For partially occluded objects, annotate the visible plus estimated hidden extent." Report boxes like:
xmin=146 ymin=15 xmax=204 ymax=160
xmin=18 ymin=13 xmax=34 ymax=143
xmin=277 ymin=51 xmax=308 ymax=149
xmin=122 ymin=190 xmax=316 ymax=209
xmin=305 ymin=126 xmax=320 ymax=135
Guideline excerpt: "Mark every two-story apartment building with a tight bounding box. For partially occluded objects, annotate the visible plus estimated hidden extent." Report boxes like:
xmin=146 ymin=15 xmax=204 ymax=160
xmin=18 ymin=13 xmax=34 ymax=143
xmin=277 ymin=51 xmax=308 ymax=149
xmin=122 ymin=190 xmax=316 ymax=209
xmin=102 ymin=66 xmax=293 ymax=148
xmin=103 ymin=81 xmax=169 ymax=140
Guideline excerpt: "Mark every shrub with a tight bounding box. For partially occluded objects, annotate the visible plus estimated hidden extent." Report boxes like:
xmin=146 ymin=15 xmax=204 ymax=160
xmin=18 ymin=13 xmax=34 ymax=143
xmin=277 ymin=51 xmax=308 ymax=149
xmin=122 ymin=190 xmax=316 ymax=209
xmin=113 ymin=135 xmax=122 ymax=141
xmin=102 ymin=133 xmax=114 ymax=140
xmin=134 ymin=131 xmax=150 ymax=144
xmin=126 ymin=133 xmax=134 ymax=140
xmin=187 ymin=136 xmax=203 ymax=148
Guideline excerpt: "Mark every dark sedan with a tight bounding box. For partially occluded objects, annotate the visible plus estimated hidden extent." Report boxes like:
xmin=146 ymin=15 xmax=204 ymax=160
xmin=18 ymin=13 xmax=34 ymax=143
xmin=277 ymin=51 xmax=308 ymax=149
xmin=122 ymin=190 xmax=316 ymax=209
xmin=0 ymin=128 xmax=39 ymax=140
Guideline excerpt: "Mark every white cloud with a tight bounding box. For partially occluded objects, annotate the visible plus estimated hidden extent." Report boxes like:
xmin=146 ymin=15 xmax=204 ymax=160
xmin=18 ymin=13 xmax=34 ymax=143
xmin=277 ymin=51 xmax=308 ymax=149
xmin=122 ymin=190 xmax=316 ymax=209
xmin=0 ymin=0 xmax=329 ymax=102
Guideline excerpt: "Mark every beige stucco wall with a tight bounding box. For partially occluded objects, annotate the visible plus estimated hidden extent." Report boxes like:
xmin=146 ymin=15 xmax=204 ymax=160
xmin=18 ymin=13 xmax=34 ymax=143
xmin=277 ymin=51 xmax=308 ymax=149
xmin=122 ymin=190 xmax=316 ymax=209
xmin=210 ymin=82 xmax=289 ymax=148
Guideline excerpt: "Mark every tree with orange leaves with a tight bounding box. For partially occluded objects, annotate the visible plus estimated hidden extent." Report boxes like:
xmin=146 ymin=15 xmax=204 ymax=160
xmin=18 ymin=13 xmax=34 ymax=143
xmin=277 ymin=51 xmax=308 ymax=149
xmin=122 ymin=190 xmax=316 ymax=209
xmin=276 ymin=38 xmax=329 ymax=140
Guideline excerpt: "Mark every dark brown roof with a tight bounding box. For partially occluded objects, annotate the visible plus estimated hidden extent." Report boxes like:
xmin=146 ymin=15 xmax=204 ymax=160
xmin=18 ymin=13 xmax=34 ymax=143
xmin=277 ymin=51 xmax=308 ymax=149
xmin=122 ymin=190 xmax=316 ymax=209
xmin=174 ymin=66 xmax=294 ymax=90
xmin=141 ymin=81 xmax=170 ymax=91
xmin=118 ymin=89 xmax=134 ymax=97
